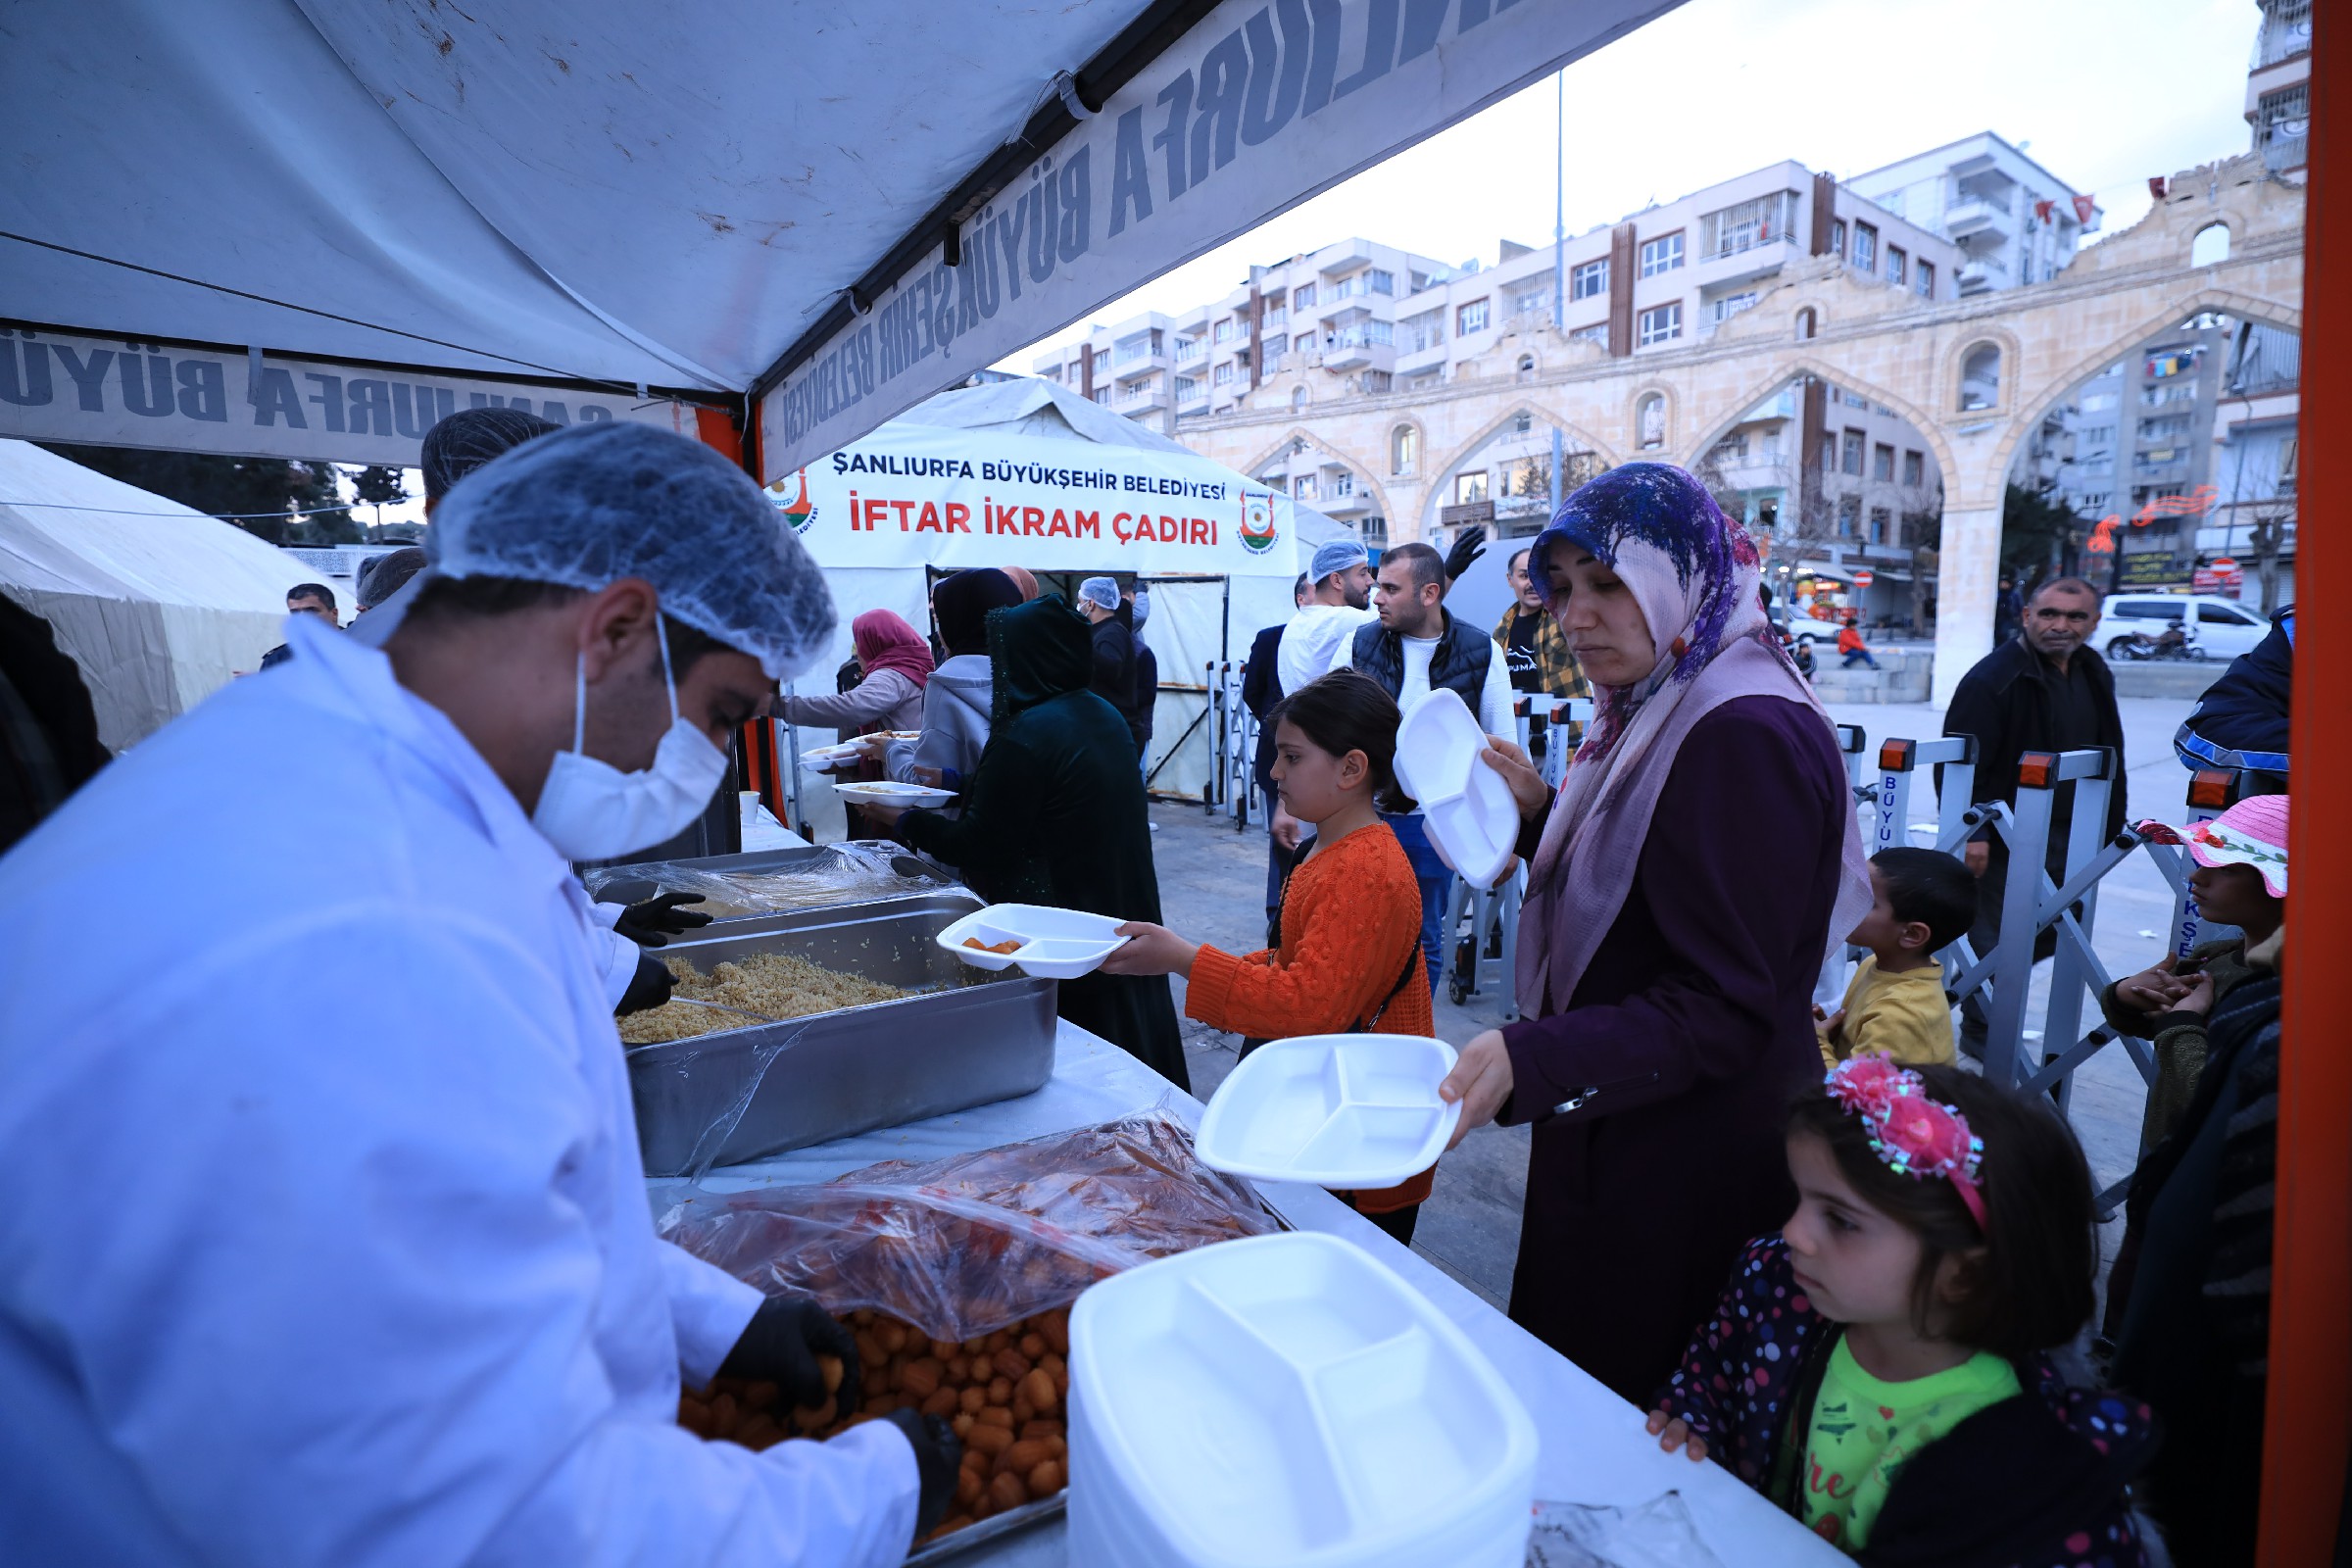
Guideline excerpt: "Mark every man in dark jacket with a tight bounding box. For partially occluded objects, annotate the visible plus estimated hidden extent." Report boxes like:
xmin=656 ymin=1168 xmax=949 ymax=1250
xmin=0 ymin=594 xmax=109 ymax=854
xmin=1941 ymin=577 xmax=2127 ymax=1054
xmin=1126 ymin=589 xmax=1158 ymax=782
xmin=2174 ymin=605 xmax=2291 ymax=794
xmin=1075 ymin=576 xmax=1141 ymax=757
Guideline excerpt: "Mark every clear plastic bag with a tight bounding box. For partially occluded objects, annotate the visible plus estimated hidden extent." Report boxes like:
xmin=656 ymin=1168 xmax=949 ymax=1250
xmin=657 ymin=1111 xmax=1282 ymax=1342
xmin=585 ymin=841 xmax=947 ymax=916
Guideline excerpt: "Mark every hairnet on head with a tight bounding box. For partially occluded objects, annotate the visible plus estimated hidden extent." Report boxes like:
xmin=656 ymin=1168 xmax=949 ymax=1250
xmin=421 ymin=408 xmax=561 ymax=501
xmin=424 ymin=421 xmax=838 ymax=680
xmin=1077 ymin=576 xmax=1121 ymax=612
xmin=1310 ymin=539 xmax=1368 ymax=582
xmin=357 ymin=547 xmax=427 ymax=612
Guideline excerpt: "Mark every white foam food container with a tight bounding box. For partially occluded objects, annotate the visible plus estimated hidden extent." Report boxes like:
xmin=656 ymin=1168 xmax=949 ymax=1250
xmin=1067 ymin=1231 xmax=1538 ymax=1568
xmin=799 ymin=741 xmax=864 ymax=768
xmin=934 ymin=903 xmax=1131 ymax=980
xmin=1194 ymin=1034 xmax=1461 ymax=1188
xmin=831 ymin=780 xmax=956 ymax=807
xmin=1390 ymin=687 xmax=1520 ymax=889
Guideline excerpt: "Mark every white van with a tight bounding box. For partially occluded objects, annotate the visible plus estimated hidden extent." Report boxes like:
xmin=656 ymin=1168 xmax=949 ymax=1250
xmin=2099 ymin=593 xmax=2270 ymax=661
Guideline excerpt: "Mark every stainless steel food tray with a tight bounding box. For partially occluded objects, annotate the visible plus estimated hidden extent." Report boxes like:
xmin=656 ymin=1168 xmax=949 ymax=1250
xmin=625 ymin=892 xmax=1056 ymax=1176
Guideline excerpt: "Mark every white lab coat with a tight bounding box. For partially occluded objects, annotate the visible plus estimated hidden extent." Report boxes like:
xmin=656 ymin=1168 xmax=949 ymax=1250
xmin=1276 ymin=602 xmax=1375 ymax=693
xmin=586 ymin=896 xmax=649 ymax=1008
xmin=0 ymin=615 xmax=918 ymax=1566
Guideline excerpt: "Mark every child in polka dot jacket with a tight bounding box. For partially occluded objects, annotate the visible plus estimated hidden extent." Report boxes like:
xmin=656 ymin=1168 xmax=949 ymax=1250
xmin=1644 ymin=1060 xmax=2160 ymax=1566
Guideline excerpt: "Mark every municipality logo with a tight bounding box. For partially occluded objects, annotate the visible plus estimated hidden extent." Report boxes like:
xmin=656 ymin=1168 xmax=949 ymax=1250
xmin=766 ymin=469 xmax=817 ymax=534
xmin=1239 ymin=492 xmax=1277 ymax=555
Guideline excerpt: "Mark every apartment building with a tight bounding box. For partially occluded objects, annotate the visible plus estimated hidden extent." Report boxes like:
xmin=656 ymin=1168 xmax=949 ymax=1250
xmin=2045 ymin=320 xmax=2233 ymax=585
xmin=2248 ymin=0 xmax=2313 ymax=179
xmin=1032 ymin=159 xmax=1960 ymax=544
xmin=1846 ymin=132 xmax=2101 ymax=296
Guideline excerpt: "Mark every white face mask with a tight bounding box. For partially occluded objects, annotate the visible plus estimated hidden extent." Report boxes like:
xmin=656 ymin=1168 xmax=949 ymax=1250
xmin=530 ymin=620 xmax=729 ymax=860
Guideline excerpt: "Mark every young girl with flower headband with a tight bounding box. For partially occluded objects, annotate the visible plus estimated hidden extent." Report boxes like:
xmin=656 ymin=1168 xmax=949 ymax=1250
xmin=1644 ymin=1060 xmax=2157 ymax=1565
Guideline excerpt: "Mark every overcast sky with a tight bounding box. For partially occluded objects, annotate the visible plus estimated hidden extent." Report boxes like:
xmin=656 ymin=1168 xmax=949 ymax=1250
xmin=1001 ymin=0 xmax=2262 ymax=368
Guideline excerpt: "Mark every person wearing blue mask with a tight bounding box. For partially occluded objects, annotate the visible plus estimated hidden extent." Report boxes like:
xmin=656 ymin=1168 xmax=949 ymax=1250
xmin=0 ymin=423 xmax=956 ymax=1566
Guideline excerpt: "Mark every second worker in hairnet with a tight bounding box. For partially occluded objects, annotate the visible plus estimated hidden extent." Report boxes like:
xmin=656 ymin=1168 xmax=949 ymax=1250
xmin=0 ymin=422 xmax=958 ymax=1566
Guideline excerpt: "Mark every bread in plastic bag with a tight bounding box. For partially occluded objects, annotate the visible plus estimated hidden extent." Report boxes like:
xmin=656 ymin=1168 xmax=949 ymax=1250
xmin=657 ymin=1111 xmax=1280 ymax=1342
xmin=585 ymin=841 xmax=948 ymax=916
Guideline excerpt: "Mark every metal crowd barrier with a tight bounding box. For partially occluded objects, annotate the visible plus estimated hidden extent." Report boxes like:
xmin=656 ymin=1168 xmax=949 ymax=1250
xmin=1204 ymin=659 xmax=1264 ymax=830
xmin=1860 ymin=735 xmax=2255 ymax=1213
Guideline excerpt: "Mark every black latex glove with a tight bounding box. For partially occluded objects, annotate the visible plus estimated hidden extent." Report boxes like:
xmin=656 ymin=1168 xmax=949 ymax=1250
xmin=615 ymin=952 xmax=675 ymax=1016
xmin=718 ymin=1294 xmax=863 ymax=1417
xmin=612 ymin=890 xmax=713 ymax=947
xmin=1443 ymin=524 xmax=1488 ymax=584
xmin=883 ymin=1409 xmax=962 ymax=1542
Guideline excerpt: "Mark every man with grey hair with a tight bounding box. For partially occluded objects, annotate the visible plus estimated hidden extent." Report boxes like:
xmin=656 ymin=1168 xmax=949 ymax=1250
xmin=0 ymin=423 xmax=956 ymax=1564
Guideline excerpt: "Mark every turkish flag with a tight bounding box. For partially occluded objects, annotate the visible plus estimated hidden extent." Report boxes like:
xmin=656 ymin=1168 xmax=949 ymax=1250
xmin=2035 ymin=199 xmax=2055 ymax=222
xmin=2148 ymin=175 xmax=2170 ymax=200
xmin=2073 ymin=194 xmax=2097 ymax=223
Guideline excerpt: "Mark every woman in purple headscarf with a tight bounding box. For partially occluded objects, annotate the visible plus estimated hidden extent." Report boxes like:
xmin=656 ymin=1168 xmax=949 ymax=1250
xmin=1437 ymin=463 xmax=1869 ymax=1402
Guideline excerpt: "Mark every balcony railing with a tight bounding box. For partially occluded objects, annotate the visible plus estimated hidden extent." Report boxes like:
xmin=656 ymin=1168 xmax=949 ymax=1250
xmin=2254 ymin=4 xmax=2313 ymax=68
xmin=1173 ymin=339 xmax=1205 ymax=364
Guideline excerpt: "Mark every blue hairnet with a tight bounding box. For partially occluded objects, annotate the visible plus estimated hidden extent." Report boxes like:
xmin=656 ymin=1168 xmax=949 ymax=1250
xmin=424 ymin=422 xmax=837 ymax=680
xmin=1077 ymin=576 xmax=1121 ymax=612
xmin=1310 ymin=538 xmax=1368 ymax=582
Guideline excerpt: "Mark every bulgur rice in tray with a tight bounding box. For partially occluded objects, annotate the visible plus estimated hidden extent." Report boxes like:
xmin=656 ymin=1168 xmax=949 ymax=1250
xmin=619 ymin=952 xmax=916 ymax=1046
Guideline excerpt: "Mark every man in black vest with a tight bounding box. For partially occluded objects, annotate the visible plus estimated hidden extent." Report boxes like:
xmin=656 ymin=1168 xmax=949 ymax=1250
xmin=1334 ymin=542 xmax=1514 ymax=996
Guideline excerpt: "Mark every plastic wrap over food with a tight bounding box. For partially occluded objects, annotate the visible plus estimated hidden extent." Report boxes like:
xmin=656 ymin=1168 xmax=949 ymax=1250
xmin=657 ymin=1111 xmax=1282 ymax=1342
xmin=584 ymin=842 xmax=948 ymax=916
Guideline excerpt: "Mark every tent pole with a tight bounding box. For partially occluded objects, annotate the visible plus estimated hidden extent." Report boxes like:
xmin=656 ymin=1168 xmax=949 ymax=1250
xmin=2264 ymin=3 xmax=2350 ymax=1557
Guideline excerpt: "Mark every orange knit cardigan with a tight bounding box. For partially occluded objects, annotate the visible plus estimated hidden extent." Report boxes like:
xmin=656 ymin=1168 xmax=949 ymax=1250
xmin=1185 ymin=820 xmax=1437 ymax=1211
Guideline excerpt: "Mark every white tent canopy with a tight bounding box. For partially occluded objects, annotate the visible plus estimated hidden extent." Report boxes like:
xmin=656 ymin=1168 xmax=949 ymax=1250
xmin=0 ymin=442 xmax=323 ymax=749
xmin=787 ymin=376 xmax=1345 ymax=799
xmin=2 ymin=0 xmax=1680 ymax=476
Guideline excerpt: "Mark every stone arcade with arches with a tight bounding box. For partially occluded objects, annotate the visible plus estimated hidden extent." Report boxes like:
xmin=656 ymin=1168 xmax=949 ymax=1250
xmin=1180 ymin=154 xmax=2304 ymax=703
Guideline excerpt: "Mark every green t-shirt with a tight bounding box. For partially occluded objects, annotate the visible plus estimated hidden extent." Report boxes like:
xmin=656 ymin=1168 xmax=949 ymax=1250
xmin=1796 ymin=1338 xmax=2022 ymax=1551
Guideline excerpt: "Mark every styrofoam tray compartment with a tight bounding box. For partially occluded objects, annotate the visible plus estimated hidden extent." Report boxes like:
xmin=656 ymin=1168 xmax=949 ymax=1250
xmin=832 ymin=780 xmax=956 ymax=806
xmin=935 ymin=903 xmax=1130 ymax=980
xmin=1391 ymin=688 xmax=1519 ymax=889
xmin=1069 ymin=1231 xmax=1537 ymax=1568
xmin=1195 ymin=1034 xmax=1460 ymax=1188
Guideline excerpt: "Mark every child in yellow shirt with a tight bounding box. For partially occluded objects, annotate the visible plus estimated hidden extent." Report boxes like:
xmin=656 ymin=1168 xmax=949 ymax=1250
xmin=1819 ymin=848 xmax=1975 ymax=1068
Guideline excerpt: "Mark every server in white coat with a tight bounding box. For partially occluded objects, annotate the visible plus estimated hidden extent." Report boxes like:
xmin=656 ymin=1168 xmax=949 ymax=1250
xmin=0 ymin=423 xmax=956 ymax=1565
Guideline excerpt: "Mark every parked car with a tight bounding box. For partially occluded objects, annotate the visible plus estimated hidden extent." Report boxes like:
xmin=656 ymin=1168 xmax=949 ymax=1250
xmin=2099 ymin=593 xmax=2269 ymax=662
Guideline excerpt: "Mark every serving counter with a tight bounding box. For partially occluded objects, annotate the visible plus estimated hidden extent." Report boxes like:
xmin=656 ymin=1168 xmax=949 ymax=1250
xmin=652 ymin=1022 xmax=1842 ymax=1568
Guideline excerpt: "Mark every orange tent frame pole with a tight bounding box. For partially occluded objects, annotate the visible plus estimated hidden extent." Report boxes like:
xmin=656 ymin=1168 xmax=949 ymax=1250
xmin=2264 ymin=5 xmax=2350 ymax=1560
xmin=685 ymin=404 xmax=790 ymax=830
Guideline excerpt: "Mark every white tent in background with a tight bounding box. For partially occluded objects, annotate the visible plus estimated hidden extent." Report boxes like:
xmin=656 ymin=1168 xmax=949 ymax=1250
xmin=0 ymin=441 xmax=320 ymax=750
xmin=785 ymin=375 xmax=1348 ymax=800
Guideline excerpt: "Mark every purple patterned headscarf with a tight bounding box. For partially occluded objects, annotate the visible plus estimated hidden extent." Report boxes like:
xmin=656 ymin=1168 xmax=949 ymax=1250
xmin=1516 ymin=463 xmax=1869 ymax=1016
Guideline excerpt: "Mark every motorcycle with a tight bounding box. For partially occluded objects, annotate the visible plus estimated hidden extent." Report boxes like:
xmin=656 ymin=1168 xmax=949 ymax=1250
xmin=1773 ymin=620 xmax=1816 ymax=679
xmin=2106 ymin=623 xmax=2206 ymax=662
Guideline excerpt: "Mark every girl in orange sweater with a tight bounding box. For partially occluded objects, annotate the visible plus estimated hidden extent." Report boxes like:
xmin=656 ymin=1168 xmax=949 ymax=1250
xmin=1105 ymin=670 xmax=1437 ymax=1243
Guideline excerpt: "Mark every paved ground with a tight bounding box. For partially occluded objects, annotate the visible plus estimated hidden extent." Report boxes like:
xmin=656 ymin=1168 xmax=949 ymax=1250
xmin=1148 ymin=691 xmax=2202 ymax=1313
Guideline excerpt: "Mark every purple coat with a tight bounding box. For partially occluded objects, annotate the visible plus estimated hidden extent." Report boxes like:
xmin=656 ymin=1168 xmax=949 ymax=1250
xmin=1499 ymin=696 xmax=1847 ymax=1401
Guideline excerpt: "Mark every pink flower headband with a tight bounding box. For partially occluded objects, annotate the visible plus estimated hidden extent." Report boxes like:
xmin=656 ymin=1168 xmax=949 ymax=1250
xmin=1824 ymin=1056 xmax=1987 ymax=1231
